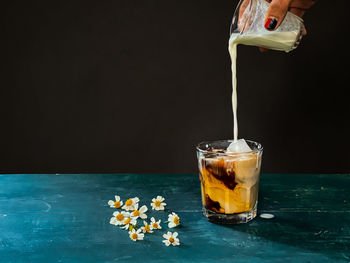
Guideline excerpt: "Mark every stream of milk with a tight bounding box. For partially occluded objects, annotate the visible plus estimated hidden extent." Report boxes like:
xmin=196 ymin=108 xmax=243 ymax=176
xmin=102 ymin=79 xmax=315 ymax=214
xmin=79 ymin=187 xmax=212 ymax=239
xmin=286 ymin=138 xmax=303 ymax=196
xmin=227 ymin=30 xmax=298 ymax=149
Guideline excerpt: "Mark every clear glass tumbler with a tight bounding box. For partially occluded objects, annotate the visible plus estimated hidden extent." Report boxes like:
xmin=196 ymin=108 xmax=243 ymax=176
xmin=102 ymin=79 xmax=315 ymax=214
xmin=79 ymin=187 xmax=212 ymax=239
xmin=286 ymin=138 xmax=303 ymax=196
xmin=196 ymin=140 xmax=263 ymax=224
xmin=230 ymin=0 xmax=305 ymax=52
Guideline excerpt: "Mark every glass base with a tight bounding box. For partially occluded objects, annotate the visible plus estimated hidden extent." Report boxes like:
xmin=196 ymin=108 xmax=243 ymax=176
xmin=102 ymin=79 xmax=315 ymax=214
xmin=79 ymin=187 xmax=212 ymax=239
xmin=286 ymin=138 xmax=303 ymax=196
xmin=203 ymin=203 xmax=257 ymax=224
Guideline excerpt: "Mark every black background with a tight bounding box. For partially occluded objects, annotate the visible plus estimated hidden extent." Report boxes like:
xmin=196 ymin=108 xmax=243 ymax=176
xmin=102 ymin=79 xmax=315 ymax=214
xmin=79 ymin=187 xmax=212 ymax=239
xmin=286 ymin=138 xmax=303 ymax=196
xmin=1 ymin=0 xmax=349 ymax=174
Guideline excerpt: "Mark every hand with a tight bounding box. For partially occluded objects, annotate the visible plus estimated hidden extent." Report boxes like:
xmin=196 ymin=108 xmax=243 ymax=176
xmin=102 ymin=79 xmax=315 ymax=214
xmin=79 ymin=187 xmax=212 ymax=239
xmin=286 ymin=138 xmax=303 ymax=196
xmin=260 ymin=0 xmax=316 ymax=52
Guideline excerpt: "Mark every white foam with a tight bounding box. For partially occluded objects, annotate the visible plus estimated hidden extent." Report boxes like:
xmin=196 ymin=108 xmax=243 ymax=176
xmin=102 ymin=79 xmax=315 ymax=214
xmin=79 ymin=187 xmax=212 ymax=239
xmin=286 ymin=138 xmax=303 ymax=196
xmin=227 ymin=139 xmax=252 ymax=153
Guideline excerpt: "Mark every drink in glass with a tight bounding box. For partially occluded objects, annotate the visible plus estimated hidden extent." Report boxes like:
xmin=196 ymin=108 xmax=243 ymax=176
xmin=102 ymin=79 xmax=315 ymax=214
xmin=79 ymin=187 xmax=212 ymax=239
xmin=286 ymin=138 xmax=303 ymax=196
xmin=197 ymin=140 xmax=263 ymax=224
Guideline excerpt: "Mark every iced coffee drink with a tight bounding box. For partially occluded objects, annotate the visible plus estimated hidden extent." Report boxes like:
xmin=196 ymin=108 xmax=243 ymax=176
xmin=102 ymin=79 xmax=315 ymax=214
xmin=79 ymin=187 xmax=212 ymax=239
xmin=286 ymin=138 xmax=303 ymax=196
xmin=195 ymin=0 xmax=300 ymax=224
xmin=197 ymin=140 xmax=263 ymax=224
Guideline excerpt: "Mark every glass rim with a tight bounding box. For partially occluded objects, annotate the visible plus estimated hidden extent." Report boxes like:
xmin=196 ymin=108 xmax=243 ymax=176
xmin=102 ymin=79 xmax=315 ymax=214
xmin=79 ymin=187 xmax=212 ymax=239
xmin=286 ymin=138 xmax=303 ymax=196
xmin=196 ymin=139 xmax=263 ymax=155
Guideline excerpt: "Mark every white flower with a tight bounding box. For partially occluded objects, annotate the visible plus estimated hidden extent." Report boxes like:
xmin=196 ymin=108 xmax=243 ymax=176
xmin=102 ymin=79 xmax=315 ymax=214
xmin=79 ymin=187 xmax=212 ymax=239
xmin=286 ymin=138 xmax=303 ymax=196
xmin=129 ymin=228 xmax=144 ymax=242
xmin=162 ymin=232 xmax=180 ymax=246
xmin=130 ymin=204 xmax=148 ymax=219
xmin=150 ymin=217 xmax=162 ymax=230
xmin=151 ymin=196 xmax=166 ymax=210
xmin=108 ymin=195 xmax=123 ymax=209
xmin=120 ymin=214 xmax=137 ymax=230
xmin=168 ymin=212 xmax=180 ymax=228
xmin=122 ymin=197 xmax=139 ymax=211
xmin=110 ymin=211 xmax=129 ymax=226
xmin=140 ymin=220 xmax=153 ymax=233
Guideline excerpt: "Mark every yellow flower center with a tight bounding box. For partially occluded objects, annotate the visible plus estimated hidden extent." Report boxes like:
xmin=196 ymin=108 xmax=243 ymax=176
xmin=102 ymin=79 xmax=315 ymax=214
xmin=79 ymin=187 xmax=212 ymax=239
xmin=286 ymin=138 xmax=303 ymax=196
xmin=169 ymin=237 xmax=175 ymax=243
xmin=174 ymin=217 xmax=180 ymax=225
xmin=152 ymin=223 xmax=158 ymax=229
xmin=125 ymin=199 xmax=133 ymax=206
xmin=114 ymin=201 xmax=121 ymax=209
xmin=116 ymin=213 xmax=124 ymax=221
xmin=154 ymin=200 xmax=162 ymax=207
xmin=144 ymin=225 xmax=150 ymax=232
xmin=131 ymin=233 xmax=138 ymax=240
xmin=124 ymin=218 xmax=131 ymax=225
xmin=133 ymin=210 xmax=140 ymax=217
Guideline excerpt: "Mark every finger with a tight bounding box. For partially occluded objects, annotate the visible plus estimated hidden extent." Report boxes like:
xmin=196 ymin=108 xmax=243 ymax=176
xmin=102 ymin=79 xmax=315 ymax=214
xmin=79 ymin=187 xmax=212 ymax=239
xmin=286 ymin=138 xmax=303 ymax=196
xmin=289 ymin=7 xmax=307 ymax=35
xmin=302 ymin=27 xmax=307 ymax=36
xmin=289 ymin=7 xmax=306 ymax=18
xmin=237 ymin=0 xmax=251 ymax=32
xmin=238 ymin=0 xmax=250 ymax=18
xmin=290 ymin=0 xmax=316 ymax=9
xmin=259 ymin=47 xmax=269 ymax=52
xmin=264 ymin=0 xmax=292 ymax=31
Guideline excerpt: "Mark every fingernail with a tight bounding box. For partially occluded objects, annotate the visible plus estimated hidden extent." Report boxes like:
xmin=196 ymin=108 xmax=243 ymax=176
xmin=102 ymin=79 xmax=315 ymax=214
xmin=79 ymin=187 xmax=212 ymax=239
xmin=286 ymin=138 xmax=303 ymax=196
xmin=264 ymin=17 xmax=277 ymax=30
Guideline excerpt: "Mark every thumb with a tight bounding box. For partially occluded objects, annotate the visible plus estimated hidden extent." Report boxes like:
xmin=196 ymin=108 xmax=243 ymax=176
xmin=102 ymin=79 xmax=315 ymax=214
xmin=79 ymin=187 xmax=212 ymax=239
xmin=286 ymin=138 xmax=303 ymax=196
xmin=264 ymin=0 xmax=292 ymax=31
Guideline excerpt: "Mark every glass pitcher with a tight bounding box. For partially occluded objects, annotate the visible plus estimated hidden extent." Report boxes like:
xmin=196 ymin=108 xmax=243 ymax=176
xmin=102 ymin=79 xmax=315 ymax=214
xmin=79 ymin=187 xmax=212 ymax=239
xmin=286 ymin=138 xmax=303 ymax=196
xmin=230 ymin=0 xmax=305 ymax=52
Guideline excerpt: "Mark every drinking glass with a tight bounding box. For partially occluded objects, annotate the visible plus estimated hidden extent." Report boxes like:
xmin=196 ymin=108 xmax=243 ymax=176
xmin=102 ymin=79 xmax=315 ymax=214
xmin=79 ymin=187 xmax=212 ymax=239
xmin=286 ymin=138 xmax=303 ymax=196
xmin=196 ymin=140 xmax=263 ymax=224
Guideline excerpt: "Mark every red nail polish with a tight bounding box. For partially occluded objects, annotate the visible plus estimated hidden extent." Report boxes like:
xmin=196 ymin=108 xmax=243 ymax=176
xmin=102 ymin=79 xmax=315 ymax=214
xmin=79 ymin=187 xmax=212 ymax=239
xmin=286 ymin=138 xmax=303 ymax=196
xmin=264 ymin=17 xmax=277 ymax=30
xmin=264 ymin=18 xmax=272 ymax=29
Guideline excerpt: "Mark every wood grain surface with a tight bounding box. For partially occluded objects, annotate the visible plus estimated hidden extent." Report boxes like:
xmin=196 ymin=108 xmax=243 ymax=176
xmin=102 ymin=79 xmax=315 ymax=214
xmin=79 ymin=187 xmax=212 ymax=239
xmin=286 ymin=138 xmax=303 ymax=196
xmin=0 ymin=173 xmax=349 ymax=262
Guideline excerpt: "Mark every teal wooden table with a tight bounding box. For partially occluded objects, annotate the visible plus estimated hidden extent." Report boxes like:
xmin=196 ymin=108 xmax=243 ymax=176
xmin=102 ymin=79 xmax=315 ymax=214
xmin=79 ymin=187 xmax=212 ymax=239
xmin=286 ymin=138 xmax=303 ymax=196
xmin=0 ymin=174 xmax=349 ymax=262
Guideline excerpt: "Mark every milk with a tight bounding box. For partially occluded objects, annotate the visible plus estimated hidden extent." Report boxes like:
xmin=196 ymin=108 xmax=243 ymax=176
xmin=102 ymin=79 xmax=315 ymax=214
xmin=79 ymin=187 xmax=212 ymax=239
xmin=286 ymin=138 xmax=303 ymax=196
xmin=228 ymin=30 xmax=299 ymax=143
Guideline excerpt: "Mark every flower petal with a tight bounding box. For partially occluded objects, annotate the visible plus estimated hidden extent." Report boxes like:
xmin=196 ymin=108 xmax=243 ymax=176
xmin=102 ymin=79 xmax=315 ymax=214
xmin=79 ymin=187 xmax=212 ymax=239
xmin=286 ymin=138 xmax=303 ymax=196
xmin=139 ymin=205 xmax=148 ymax=213
xmin=115 ymin=196 xmax=120 ymax=201
xmin=108 ymin=200 xmax=114 ymax=206
xmin=168 ymin=222 xmax=176 ymax=228
xmin=140 ymin=214 xmax=147 ymax=219
xmin=173 ymin=232 xmax=178 ymax=238
xmin=163 ymin=240 xmax=171 ymax=246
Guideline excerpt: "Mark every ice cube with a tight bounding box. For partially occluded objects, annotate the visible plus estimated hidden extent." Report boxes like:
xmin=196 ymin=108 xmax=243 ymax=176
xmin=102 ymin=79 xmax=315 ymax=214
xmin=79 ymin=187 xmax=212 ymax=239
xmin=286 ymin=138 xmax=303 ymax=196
xmin=226 ymin=139 xmax=252 ymax=153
